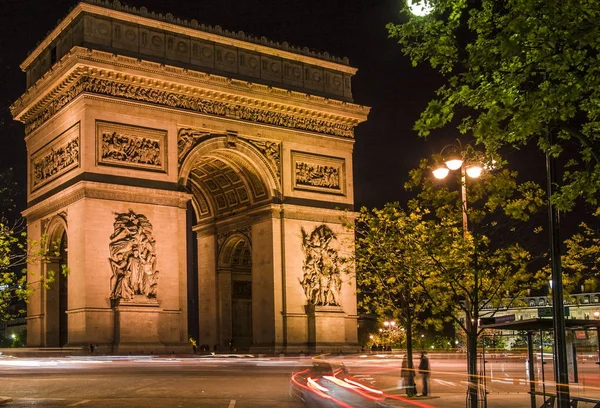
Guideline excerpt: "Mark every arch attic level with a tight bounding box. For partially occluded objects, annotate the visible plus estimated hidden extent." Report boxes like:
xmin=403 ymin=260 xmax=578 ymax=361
xmin=11 ymin=0 xmax=370 ymax=353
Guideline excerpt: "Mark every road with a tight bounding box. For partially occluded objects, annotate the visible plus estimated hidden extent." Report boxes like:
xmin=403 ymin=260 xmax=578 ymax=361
xmin=0 ymin=355 xmax=305 ymax=408
xmin=1 ymin=353 xmax=600 ymax=407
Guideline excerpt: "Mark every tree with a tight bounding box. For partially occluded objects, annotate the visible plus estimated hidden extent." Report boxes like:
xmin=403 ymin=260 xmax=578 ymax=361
xmin=353 ymin=155 xmax=546 ymax=407
xmin=388 ymin=0 xmax=600 ymax=211
xmin=0 ymin=168 xmax=60 ymax=324
xmin=352 ymin=204 xmax=434 ymax=396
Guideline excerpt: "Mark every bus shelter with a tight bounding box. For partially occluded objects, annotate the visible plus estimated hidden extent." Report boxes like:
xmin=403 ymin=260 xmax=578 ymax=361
xmin=481 ymin=318 xmax=600 ymax=408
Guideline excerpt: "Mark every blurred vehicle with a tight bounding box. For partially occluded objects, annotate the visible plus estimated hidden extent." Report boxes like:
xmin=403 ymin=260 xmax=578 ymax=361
xmin=290 ymin=360 xmax=392 ymax=408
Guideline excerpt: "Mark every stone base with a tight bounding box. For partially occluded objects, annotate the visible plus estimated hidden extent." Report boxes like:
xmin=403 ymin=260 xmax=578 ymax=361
xmin=112 ymin=299 xmax=162 ymax=351
xmin=306 ymin=305 xmax=346 ymax=345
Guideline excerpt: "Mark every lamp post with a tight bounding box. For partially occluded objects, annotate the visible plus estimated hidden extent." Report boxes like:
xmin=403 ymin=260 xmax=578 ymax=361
xmin=546 ymin=132 xmax=570 ymax=407
xmin=432 ymin=142 xmax=483 ymax=408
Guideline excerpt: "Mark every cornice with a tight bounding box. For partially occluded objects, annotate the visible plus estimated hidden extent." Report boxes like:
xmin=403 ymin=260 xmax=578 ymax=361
xmin=14 ymin=47 xmax=369 ymax=121
xmin=13 ymin=49 xmax=369 ymax=138
xmin=23 ymin=181 xmax=191 ymax=222
xmin=21 ymin=1 xmax=354 ymax=74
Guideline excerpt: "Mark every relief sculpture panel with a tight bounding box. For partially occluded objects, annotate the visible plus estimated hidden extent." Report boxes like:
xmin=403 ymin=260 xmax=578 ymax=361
xmin=299 ymin=224 xmax=342 ymax=307
xmin=31 ymin=123 xmax=80 ymax=191
xmin=24 ymin=76 xmax=355 ymax=138
xmin=108 ymin=210 xmax=159 ymax=302
xmin=292 ymin=151 xmax=345 ymax=195
xmin=97 ymin=121 xmax=167 ymax=173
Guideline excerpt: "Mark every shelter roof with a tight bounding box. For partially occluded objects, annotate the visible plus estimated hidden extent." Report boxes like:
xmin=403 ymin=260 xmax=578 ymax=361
xmin=481 ymin=318 xmax=600 ymax=332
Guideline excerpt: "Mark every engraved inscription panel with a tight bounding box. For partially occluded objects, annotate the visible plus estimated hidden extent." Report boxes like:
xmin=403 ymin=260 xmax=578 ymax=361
xmin=292 ymin=151 xmax=345 ymax=195
xmin=96 ymin=121 xmax=167 ymax=173
xmin=31 ymin=123 xmax=80 ymax=191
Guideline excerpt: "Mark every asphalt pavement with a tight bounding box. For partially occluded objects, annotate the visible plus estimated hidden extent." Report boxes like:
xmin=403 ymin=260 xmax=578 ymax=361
xmin=383 ymin=392 xmax=535 ymax=408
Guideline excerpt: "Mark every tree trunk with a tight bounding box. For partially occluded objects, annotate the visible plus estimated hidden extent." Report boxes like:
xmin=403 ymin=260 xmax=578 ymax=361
xmin=467 ymin=329 xmax=478 ymax=408
xmin=406 ymin=307 xmax=416 ymax=396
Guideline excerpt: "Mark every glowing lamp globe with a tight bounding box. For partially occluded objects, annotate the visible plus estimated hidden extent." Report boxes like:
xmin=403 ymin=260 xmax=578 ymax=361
xmin=444 ymin=159 xmax=463 ymax=170
xmin=432 ymin=166 xmax=450 ymax=179
xmin=466 ymin=165 xmax=483 ymax=178
xmin=408 ymin=0 xmax=433 ymax=16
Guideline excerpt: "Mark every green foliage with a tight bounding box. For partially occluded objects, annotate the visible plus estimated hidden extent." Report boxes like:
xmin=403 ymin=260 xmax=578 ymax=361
xmin=389 ymin=0 xmax=600 ymax=210
xmin=558 ymin=209 xmax=600 ymax=294
xmin=0 ymin=168 xmax=65 ymax=322
xmin=352 ymin=152 xmax=545 ymax=402
xmin=0 ymin=218 xmax=63 ymax=321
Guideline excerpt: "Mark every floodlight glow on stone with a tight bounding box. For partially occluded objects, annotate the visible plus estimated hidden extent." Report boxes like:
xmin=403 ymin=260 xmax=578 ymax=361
xmin=409 ymin=0 xmax=433 ymax=16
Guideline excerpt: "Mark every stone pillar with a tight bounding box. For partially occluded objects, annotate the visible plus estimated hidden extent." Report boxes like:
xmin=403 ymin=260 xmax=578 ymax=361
xmin=197 ymin=229 xmax=218 ymax=350
xmin=217 ymin=268 xmax=232 ymax=348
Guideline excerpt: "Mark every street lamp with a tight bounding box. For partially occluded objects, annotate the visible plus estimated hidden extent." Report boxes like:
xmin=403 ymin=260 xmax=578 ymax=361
xmin=432 ymin=141 xmax=484 ymax=408
xmin=408 ymin=0 xmax=434 ymax=16
xmin=432 ymin=143 xmax=483 ymax=235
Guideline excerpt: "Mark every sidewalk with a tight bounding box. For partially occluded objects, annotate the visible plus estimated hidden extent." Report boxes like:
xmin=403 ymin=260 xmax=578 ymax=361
xmin=385 ymin=392 xmax=533 ymax=408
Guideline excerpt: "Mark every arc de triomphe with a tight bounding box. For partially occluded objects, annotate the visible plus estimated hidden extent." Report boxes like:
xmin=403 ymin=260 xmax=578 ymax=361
xmin=11 ymin=0 xmax=369 ymax=353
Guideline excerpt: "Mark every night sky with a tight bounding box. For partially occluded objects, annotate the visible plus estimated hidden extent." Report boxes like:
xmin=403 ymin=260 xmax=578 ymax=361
xmin=0 ymin=0 xmax=547 ymax=212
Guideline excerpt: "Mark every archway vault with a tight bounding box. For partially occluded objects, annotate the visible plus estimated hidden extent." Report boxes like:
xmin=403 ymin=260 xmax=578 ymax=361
xmin=179 ymin=134 xmax=281 ymax=221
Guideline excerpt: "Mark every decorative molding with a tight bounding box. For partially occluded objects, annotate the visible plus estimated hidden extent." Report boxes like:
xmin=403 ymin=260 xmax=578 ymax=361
xmin=216 ymin=226 xmax=252 ymax=249
xmin=13 ymin=49 xmax=368 ymax=125
xmin=291 ymin=151 xmax=345 ymax=195
xmin=22 ymin=73 xmax=357 ymax=138
xmin=23 ymin=181 xmax=191 ymax=222
xmin=30 ymin=122 xmax=80 ymax=191
xmin=96 ymin=121 xmax=167 ymax=173
xmin=178 ymin=127 xmax=281 ymax=183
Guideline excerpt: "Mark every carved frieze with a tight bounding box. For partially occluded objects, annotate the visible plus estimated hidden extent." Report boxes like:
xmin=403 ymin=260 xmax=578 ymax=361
xmin=299 ymin=224 xmax=342 ymax=307
xmin=108 ymin=210 xmax=159 ymax=302
xmin=291 ymin=151 xmax=345 ymax=195
xmin=97 ymin=121 xmax=167 ymax=173
xmin=24 ymin=75 xmax=355 ymax=138
xmin=31 ymin=123 xmax=80 ymax=191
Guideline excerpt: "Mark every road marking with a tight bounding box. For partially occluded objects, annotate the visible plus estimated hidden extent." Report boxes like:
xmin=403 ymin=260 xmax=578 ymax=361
xmin=434 ymin=379 xmax=456 ymax=386
xmin=491 ymin=379 xmax=514 ymax=384
xmin=228 ymin=400 xmax=236 ymax=408
xmin=67 ymin=400 xmax=91 ymax=407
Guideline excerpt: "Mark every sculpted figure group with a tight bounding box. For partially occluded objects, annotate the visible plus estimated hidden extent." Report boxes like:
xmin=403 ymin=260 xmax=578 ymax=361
xmin=299 ymin=224 xmax=343 ymax=307
xmin=109 ymin=210 xmax=159 ymax=301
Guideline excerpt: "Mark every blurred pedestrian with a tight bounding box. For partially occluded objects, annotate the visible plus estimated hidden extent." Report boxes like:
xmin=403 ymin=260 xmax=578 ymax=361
xmin=400 ymin=357 xmax=416 ymax=396
xmin=418 ymin=351 xmax=430 ymax=396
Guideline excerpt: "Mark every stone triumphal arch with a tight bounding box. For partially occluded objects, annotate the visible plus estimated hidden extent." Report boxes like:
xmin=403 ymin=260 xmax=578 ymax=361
xmin=11 ymin=0 xmax=369 ymax=353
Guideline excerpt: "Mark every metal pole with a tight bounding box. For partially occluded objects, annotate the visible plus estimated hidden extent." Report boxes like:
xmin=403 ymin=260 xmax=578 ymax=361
xmin=540 ymin=330 xmax=546 ymax=398
xmin=460 ymin=166 xmax=468 ymax=238
xmin=527 ymin=332 xmax=536 ymax=408
xmin=546 ymin=131 xmax=570 ymax=407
